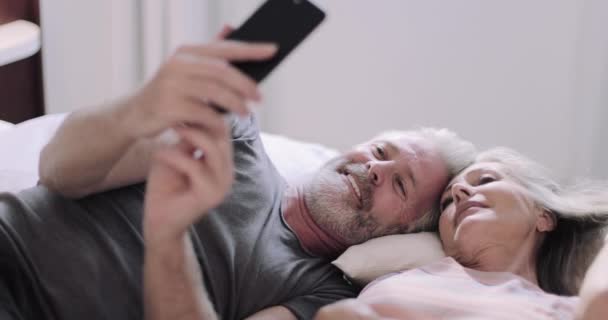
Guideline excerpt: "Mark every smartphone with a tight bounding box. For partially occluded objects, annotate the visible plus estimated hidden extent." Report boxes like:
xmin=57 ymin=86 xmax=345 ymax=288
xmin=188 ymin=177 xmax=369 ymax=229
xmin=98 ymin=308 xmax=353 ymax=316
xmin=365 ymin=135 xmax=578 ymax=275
xmin=226 ymin=0 xmax=326 ymax=83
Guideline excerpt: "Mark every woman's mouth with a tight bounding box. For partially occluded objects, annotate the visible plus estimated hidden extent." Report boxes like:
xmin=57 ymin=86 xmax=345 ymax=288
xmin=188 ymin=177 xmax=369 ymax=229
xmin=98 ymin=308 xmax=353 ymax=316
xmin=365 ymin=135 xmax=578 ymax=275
xmin=454 ymin=201 xmax=488 ymax=227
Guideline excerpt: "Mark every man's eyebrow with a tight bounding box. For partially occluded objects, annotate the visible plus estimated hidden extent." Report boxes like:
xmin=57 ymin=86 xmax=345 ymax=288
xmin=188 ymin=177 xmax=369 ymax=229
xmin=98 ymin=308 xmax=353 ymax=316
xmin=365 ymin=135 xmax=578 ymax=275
xmin=384 ymin=140 xmax=417 ymax=188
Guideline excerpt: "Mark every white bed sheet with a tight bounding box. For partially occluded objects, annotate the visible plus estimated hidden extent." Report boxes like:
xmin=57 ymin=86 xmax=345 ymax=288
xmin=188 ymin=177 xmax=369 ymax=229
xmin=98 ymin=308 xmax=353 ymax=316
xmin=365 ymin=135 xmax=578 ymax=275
xmin=0 ymin=120 xmax=13 ymax=131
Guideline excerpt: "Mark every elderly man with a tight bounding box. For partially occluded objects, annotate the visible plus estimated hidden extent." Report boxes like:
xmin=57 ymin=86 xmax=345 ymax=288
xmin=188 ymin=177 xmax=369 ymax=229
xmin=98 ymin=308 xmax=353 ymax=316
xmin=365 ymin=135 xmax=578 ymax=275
xmin=0 ymin=35 xmax=475 ymax=320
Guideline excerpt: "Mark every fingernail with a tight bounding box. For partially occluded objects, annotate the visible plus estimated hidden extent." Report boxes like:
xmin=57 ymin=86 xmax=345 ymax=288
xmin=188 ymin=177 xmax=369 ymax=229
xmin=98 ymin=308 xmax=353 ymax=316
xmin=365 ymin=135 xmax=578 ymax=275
xmin=265 ymin=43 xmax=279 ymax=53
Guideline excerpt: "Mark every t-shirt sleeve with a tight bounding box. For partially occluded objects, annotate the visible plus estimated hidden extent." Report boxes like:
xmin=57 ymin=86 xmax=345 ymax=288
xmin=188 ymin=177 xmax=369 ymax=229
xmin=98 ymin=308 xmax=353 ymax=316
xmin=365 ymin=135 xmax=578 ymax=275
xmin=0 ymin=277 xmax=22 ymax=320
xmin=281 ymin=280 xmax=359 ymax=320
xmin=228 ymin=114 xmax=260 ymax=141
xmin=0 ymin=210 xmax=35 ymax=320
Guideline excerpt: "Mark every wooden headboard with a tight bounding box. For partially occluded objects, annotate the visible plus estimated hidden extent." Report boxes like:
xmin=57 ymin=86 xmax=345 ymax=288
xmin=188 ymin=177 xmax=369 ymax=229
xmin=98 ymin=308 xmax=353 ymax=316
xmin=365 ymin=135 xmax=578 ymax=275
xmin=0 ymin=0 xmax=44 ymax=124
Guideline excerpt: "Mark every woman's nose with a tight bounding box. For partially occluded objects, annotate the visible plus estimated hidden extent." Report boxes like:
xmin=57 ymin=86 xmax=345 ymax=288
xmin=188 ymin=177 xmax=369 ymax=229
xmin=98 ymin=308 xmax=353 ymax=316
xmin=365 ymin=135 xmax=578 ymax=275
xmin=451 ymin=183 xmax=473 ymax=204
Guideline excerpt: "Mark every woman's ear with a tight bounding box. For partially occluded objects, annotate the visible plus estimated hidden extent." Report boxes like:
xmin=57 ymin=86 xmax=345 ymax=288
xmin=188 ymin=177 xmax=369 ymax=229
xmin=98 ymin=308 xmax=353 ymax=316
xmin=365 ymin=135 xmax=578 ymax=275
xmin=536 ymin=208 xmax=556 ymax=232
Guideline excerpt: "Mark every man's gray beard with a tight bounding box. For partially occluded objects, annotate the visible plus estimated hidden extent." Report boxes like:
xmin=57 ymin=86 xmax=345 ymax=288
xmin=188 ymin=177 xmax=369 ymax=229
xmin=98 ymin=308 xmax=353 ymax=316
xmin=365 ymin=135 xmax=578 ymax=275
xmin=304 ymin=168 xmax=395 ymax=246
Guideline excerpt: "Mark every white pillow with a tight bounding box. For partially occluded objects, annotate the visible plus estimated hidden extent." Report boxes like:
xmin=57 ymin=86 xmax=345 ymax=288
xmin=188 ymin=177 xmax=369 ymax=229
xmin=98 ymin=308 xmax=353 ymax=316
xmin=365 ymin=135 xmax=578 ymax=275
xmin=0 ymin=119 xmax=13 ymax=131
xmin=0 ymin=113 xmax=67 ymax=192
xmin=332 ymin=232 xmax=446 ymax=287
xmin=260 ymin=132 xmax=338 ymax=185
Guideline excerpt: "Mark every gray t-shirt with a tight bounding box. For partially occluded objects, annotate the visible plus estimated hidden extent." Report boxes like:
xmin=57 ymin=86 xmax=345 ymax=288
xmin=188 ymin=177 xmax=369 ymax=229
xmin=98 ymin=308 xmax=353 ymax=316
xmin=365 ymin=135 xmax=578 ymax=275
xmin=0 ymin=115 xmax=357 ymax=319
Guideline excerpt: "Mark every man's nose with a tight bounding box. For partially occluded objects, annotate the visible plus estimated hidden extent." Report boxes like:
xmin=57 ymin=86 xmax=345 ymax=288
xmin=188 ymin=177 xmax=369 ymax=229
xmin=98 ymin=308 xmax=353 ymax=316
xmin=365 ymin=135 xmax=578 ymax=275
xmin=366 ymin=161 xmax=389 ymax=186
xmin=451 ymin=183 xmax=473 ymax=204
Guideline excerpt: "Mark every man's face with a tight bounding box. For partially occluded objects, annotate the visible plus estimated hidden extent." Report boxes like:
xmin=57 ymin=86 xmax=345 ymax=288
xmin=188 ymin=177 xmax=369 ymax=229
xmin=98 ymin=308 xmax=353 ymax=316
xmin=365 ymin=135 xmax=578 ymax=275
xmin=304 ymin=134 xmax=450 ymax=245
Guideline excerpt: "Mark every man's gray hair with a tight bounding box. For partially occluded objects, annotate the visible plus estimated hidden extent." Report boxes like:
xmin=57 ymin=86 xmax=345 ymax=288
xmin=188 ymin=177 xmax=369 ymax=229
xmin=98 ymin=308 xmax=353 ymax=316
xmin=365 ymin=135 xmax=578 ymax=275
xmin=375 ymin=127 xmax=477 ymax=232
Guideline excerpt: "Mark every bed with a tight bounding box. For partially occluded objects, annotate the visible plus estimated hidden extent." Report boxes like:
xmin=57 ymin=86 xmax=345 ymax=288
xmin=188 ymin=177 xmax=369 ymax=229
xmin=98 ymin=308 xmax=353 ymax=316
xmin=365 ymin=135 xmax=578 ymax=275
xmin=1 ymin=114 xmax=606 ymax=319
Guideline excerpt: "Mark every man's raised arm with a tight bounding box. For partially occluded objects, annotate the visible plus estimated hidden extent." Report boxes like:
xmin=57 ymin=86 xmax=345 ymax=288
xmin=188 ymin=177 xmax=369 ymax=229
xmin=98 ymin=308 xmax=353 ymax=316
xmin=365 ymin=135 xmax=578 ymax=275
xmin=39 ymin=36 xmax=276 ymax=198
xmin=39 ymin=98 xmax=152 ymax=198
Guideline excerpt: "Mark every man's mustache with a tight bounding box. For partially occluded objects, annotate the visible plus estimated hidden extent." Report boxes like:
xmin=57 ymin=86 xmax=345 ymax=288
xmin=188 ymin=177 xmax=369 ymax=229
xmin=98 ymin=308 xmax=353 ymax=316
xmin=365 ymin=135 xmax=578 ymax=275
xmin=342 ymin=162 xmax=373 ymax=211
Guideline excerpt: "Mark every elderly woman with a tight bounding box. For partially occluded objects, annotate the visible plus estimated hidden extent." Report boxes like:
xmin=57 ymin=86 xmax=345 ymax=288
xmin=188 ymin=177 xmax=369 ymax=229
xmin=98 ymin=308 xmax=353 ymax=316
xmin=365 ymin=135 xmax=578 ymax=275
xmin=316 ymin=147 xmax=608 ymax=320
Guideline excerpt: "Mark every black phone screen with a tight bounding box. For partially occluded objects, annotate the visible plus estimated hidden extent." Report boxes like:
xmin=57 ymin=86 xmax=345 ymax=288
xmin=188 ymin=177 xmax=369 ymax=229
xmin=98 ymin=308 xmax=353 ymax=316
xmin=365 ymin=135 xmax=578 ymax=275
xmin=226 ymin=0 xmax=326 ymax=82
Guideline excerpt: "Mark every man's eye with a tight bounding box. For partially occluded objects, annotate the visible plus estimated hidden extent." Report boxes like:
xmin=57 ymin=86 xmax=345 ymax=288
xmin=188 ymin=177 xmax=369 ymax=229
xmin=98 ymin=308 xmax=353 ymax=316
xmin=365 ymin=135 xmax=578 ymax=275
xmin=479 ymin=175 xmax=496 ymax=185
xmin=375 ymin=146 xmax=386 ymax=159
xmin=440 ymin=197 xmax=453 ymax=211
xmin=396 ymin=178 xmax=406 ymax=197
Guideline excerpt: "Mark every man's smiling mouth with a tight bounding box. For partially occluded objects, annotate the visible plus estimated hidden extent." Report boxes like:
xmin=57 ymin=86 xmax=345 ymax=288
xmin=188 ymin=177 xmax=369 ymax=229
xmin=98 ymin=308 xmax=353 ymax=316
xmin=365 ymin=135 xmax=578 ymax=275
xmin=346 ymin=174 xmax=362 ymax=200
xmin=340 ymin=171 xmax=363 ymax=208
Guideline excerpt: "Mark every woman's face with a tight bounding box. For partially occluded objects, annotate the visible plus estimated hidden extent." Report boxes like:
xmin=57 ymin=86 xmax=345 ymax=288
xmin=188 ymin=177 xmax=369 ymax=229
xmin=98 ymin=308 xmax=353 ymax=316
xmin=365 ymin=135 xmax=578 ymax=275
xmin=438 ymin=162 xmax=554 ymax=265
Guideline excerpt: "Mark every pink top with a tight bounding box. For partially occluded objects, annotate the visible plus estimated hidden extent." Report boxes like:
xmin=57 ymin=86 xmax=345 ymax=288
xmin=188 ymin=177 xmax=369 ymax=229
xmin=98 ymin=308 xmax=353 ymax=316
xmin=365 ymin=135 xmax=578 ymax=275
xmin=358 ymin=257 xmax=579 ymax=320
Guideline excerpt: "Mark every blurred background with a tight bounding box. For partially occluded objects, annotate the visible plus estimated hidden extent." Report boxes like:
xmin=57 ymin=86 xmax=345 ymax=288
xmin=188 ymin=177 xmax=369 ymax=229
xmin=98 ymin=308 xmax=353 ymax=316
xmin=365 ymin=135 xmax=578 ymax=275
xmin=1 ymin=0 xmax=607 ymax=181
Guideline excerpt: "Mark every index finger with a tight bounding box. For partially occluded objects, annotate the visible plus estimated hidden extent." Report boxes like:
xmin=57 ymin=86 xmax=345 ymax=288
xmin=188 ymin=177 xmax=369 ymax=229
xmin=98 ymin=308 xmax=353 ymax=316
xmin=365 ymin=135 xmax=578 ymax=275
xmin=180 ymin=41 xmax=278 ymax=62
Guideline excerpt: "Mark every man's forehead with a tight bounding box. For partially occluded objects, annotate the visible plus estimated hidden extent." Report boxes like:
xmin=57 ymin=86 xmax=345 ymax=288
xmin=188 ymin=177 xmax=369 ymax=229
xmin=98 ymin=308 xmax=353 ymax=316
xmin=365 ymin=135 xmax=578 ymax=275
xmin=374 ymin=135 xmax=448 ymax=185
xmin=364 ymin=133 xmax=428 ymax=153
xmin=391 ymin=137 xmax=439 ymax=164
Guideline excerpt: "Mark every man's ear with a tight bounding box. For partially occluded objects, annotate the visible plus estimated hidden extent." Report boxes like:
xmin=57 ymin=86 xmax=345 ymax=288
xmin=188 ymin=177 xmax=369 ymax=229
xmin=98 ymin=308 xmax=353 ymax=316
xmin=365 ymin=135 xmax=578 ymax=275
xmin=537 ymin=208 xmax=556 ymax=233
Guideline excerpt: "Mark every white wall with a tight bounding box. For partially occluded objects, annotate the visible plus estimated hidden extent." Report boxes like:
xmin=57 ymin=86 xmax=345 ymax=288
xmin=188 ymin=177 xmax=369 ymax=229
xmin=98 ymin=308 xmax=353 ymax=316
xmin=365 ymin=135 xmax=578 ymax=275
xmin=40 ymin=0 xmax=212 ymax=113
xmin=140 ymin=0 xmax=214 ymax=80
xmin=234 ymin=0 xmax=608 ymax=181
xmin=570 ymin=0 xmax=608 ymax=179
xmin=40 ymin=1 xmax=116 ymax=113
xmin=39 ymin=0 xmax=608 ymax=180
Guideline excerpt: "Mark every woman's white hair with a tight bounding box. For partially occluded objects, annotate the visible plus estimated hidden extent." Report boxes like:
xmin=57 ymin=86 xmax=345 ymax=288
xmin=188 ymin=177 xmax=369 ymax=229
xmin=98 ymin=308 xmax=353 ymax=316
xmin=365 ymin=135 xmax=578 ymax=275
xmin=476 ymin=147 xmax=608 ymax=295
xmin=375 ymin=127 xmax=477 ymax=232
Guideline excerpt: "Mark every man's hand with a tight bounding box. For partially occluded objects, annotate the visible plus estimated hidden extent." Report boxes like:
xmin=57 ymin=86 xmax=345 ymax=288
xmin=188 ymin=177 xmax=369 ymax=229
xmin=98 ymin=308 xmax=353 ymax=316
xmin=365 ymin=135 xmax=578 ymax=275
xmin=143 ymin=124 xmax=233 ymax=244
xmin=39 ymin=26 xmax=277 ymax=197
xmin=123 ymin=37 xmax=277 ymax=140
xmin=142 ymin=125 xmax=231 ymax=320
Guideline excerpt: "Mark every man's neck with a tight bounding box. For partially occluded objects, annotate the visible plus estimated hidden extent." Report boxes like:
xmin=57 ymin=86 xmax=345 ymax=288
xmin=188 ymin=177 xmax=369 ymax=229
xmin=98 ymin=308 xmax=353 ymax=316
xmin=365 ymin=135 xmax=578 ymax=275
xmin=281 ymin=185 xmax=348 ymax=259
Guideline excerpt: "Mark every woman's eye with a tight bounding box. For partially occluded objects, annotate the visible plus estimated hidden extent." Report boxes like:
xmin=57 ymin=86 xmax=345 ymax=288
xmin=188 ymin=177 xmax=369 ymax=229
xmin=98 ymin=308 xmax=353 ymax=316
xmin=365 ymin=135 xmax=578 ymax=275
xmin=479 ymin=175 xmax=496 ymax=185
xmin=440 ymin=197 xmax=453 ymax=211
xmin=375 ymin=146 xmax=386 ymax=159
